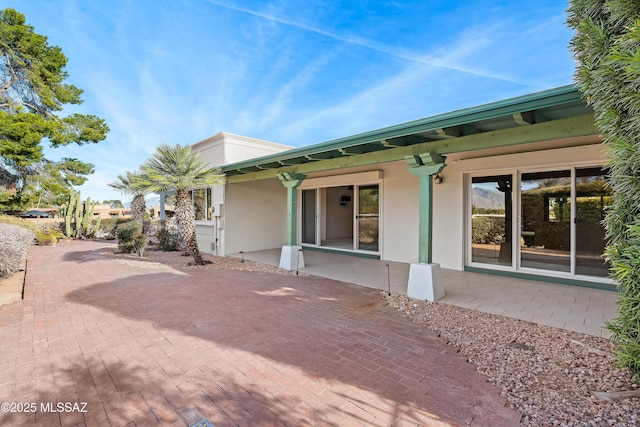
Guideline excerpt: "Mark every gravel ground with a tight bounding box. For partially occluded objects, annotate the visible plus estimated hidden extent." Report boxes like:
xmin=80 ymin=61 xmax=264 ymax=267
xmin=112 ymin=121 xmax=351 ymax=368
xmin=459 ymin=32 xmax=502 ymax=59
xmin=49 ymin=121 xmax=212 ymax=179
xmin=112 ymin=246 xmax=639 ymax=426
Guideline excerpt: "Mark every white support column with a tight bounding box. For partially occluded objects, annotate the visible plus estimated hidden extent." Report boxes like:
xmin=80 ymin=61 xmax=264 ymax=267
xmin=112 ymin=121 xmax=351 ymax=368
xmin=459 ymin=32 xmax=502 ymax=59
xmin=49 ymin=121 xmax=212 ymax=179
xmin=407 ymin=263 xmax=445 ymax=302
xmin=405 ymin=152 xmax=447 ymax=302
xmin=278 ymin=245 xmax=305 ymax=270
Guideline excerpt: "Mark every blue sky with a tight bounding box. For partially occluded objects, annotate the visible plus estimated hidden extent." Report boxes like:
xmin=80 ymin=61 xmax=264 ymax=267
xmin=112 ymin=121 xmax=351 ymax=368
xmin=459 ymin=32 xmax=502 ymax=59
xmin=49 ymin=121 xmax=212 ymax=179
xmin=4 ymin=0 xmax=576 ymax=203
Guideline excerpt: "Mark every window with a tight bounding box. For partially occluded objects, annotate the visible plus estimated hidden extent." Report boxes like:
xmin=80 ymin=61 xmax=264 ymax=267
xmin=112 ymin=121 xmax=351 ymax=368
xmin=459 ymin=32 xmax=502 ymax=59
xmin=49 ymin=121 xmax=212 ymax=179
xmin=190 ymin=187 xmax=213 ymax=221
xmin=468 ymin=166 xmax=611 ymax=278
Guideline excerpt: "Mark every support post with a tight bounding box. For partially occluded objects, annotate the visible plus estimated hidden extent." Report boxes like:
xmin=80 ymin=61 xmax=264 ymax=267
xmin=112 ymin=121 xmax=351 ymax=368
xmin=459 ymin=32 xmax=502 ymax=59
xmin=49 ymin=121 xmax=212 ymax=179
xmin=278 ymin=173 xmax=306 ymax=270
xmin=406 ymin=153 xmax=447 ymax=301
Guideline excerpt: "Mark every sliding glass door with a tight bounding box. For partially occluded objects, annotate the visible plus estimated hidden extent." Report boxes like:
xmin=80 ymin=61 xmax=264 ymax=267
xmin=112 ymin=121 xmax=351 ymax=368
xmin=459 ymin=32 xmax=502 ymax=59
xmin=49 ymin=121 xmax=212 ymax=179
xmin=356 ymin=185 xmax=379 ymax=252
xmin=301 ymin=189 xmax=317 ymax=244
xmin=520 ymin=170 xmax=571 ymax=272
xmin=469 ymin=166 xmax=611 ymax=280
xmin=471 ymin=175 xmax=513 ymax=266
xmin=575 ymin=167 xmax=611 ymax=277
xmin=300 ymin=183 xmax=380 ymax=254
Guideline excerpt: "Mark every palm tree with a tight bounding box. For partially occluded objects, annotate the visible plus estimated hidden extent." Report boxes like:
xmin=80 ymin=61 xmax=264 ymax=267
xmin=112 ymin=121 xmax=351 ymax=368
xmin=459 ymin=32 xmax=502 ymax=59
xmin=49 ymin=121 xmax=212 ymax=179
xmin=108 ymin=171 xmax=147 ymax=224
xmin=137 ymin=143 xmax=223 ymax=265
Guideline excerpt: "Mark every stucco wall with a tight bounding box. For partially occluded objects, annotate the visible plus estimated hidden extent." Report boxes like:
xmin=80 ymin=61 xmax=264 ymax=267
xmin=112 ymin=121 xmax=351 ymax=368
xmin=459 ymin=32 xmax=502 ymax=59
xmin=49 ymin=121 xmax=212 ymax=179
xmin=379 ymin=162 xmax=420 ymax=263
xmin=223 ymin=178 xmax=288 ymax=254
xmin=193 ymin=133 xmax=293 ymax=167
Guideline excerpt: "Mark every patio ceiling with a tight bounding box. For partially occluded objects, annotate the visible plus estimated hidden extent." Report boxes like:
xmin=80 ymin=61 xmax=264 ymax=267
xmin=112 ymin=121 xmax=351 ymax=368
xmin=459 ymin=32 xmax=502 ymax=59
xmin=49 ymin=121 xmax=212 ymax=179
xmin=222 ymin=85 xmax=596 ymax=182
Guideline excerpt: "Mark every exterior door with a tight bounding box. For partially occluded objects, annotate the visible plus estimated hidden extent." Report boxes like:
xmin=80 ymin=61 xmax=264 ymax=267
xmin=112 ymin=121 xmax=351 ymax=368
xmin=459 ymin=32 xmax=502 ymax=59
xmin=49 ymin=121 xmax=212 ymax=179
xmin=471 ymin=175 xmax=513 ymax=266
xmin=519 ymin=170 xmax=571 ymax=273
xmin=469 ymin=167 xmax=611 ymax=280
xmin=301 ymin=189 xmax=317 ymax=244
xmin=356 ymin=185 xmax=379 ymax=252
xmin=575 ymin=167 xmax=611 ymax=277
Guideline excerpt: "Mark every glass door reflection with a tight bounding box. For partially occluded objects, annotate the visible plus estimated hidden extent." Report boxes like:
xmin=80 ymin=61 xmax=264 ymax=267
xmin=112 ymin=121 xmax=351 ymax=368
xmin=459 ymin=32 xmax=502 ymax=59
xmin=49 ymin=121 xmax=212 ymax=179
xmin=356 ymin=185 xmax=379 ymax=252
xmin=471 ymin=175 xmax=513 ymax=266
xmin=520 ymin=170 xmax=571 ymax=272
xmin=575 ymin=167 xmax=611 ymax=276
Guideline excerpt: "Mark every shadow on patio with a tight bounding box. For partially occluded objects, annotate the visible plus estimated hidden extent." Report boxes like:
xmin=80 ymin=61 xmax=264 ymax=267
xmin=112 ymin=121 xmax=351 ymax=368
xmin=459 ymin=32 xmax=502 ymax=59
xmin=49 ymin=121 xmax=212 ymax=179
xmin=63 ymin=265 xmax=519 ymax=425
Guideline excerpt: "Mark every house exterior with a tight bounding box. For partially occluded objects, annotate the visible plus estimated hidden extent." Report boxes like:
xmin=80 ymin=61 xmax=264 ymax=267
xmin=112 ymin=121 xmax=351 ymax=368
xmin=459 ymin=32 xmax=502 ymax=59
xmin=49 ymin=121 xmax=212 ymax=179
xmin=187 ymin=132 xmax=294 ymax=256
xmin=189 ymin=86 xmax=614 ymax=291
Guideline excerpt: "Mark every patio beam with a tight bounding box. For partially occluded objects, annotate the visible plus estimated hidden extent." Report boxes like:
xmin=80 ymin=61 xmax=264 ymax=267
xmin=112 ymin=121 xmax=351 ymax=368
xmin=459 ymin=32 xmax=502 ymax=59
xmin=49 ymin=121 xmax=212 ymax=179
xmin=227 ymin=114 xmax=596 ymax=184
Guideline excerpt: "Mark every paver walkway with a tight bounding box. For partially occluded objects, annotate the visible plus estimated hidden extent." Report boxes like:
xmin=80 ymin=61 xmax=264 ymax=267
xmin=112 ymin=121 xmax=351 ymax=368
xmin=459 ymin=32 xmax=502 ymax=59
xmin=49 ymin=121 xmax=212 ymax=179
xmin=0 ymin=240 xmax=521 ymax=426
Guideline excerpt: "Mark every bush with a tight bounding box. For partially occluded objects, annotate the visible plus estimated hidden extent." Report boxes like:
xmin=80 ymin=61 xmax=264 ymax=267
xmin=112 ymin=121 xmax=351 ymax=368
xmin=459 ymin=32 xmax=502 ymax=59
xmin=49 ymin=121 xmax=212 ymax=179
xmin=157 ymin=224 xmax=180 ymax=251
xmin=0 ymin=214 xmax=39 ymax=233
xmin=471 ymin=216 xmax=505 ymax=244
xmin=96 ymin=217 xmax=133 ymax=240
xmin=0 ymin=222 xmax=35 ymax=278
xmin=116 ymin=221 xmax=148 ymax=256
xmin=35 ymin=229 xmax=64 ymax=246
xmin=132 ymin=233 xmax=149 ymax=257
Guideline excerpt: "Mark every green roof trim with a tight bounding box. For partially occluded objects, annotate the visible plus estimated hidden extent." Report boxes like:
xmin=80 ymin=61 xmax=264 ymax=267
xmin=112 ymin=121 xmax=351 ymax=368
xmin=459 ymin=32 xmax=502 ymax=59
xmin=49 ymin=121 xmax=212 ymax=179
xmin=222 ymin=85 xmax=593 ymax=179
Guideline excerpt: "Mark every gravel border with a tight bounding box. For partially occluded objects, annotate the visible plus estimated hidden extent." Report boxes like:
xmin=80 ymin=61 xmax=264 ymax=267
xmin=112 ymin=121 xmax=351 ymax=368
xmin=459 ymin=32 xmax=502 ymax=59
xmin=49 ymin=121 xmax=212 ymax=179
xmin=384 ymin=294 xmax=639 ymax=426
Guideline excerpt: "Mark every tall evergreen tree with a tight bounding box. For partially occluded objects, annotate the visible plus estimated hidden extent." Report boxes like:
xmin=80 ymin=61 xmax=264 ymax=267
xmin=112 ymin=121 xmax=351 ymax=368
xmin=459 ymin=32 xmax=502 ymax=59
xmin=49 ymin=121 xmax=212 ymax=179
xmin=0 ymin=8 xmax=108 ymax=210
xmin=568 ymin=0 xmax=640 ymax=379
xmin=137 ymin=144 xmax=222 ymax=265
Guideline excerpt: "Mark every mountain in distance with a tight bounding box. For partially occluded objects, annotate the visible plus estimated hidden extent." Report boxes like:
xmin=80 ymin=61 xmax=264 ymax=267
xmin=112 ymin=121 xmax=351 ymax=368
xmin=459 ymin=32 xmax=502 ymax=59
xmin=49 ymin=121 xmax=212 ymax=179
xmin=472 ymin=186 xmax=504 ymax=210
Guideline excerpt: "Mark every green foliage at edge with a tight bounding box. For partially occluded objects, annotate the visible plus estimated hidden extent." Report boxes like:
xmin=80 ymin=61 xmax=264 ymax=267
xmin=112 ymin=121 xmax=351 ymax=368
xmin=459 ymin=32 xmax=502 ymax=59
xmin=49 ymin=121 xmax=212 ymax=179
xmin=0 ymin=7 xmax=109 ymax=211
xmin=568 ymin=0 xmax=640 ymax=380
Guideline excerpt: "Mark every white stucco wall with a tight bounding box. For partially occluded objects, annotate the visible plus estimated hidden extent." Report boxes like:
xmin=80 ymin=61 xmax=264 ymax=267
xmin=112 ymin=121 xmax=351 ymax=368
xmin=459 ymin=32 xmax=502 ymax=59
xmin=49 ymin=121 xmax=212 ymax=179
xmin=379 ymin=162 xmax=420 ymax=263
xmin=191 ymin=133 xmax=293 ymax=256
xmin=193 ymin=132 xmax=293 ymax=166
xmin=223 ymin=178 xmax=288 ymax=254
xmin=432 ymin=143 xmax=608 ymax=270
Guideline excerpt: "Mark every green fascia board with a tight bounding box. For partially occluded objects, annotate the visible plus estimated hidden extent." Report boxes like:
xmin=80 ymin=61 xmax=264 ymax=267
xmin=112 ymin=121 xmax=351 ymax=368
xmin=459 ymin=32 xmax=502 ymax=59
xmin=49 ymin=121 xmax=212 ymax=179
xmin=222 ymin=85 xmax=585 ymax=174
xmin=228 ymin=114 xmax=597 ymax=183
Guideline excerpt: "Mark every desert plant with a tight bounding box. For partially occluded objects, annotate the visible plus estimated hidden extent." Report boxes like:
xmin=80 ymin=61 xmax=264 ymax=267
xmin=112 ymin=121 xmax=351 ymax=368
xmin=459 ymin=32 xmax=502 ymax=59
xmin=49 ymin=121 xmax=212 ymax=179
xmin=157 ymin=222 xmax=180 ymax=251
xmin=108 ymin=171 xmax=148 ymax=225
xmin=35 ymin=229 xmax=59 ymax=245
xmin=115 ymin=220 xmax=147 ymax=256
xmin=116 ymin=221 xmax=141 ymax=253
xmin=136 ymin=144 xmax=223 ymax=265
xmin=132 ymin=233 xmax=148 ymax=257
xmin=0 ymin=214 xmax=39 ymax=233
xmin=0 ymin=222 xmax=34 ymax=278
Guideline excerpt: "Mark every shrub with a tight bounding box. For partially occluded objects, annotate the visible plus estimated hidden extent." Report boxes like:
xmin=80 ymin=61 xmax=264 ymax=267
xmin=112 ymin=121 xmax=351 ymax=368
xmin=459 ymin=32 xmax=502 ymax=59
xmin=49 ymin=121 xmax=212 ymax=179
xmin=471 ymin=216 xmax=505 ymax=244
xmin=0 ymin=214 xmax=39 ymax=233
xmin=0 ymin=222 xmax=35 ymax=278
xmin=116 ymin=221 xmax=148 ymax=256
xmin=568 ymin=0 xmax=640 ymax=380
xmin=132 ymin=233 xmax=149 ymax=257
xmin=116 ymin=221 xmax=141 ymax=253
xmin=96 ymin=217 xmax=133 ymax=240
xmin=157 ymin=225 xmax=180 ymax=251
xmin=35 ymin=229 xmax=63 ymax=245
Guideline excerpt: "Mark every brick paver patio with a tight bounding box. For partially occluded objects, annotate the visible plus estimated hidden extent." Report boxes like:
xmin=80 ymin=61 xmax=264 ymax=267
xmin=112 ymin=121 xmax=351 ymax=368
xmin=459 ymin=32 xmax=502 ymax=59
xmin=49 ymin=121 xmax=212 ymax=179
xmin=0 ymin=240 xmax=521 ymax=426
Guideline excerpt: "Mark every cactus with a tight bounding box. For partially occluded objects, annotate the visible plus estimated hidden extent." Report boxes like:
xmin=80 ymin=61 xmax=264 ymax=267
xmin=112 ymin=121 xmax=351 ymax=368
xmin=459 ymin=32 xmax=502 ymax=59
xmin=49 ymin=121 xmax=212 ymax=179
xmin=82 ymin=197 xmax=93 ymax=234
xmin=64 ymin=190 xmax=76 ymax=237
xmin=63 ymin=191 xmax=100 ymax=239
xmin=93 ymin=217 xmax=101 ymax=237
xmin=74 ymin=194 xmax=82 ymax=238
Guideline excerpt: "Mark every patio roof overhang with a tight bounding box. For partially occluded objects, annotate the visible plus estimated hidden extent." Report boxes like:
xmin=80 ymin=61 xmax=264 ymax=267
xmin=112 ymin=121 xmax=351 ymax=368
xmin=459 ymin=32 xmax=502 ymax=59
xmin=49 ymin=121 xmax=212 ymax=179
xmin=222 ymin=85 xmax=598 ymax=184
